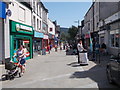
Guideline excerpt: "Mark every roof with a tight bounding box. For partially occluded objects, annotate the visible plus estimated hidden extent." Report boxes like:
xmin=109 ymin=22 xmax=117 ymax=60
xmin=40 ymin=2 xmax=48 ymax=13
xmin=84 ymin=2 xmax=94 ymax=16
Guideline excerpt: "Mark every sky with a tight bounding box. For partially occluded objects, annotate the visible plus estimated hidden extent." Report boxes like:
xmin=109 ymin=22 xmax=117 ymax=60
xmin=43 ymin=2 xmax=92 ymax=28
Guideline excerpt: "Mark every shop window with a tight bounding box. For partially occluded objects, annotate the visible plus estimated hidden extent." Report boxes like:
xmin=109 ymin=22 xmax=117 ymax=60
xmin=110 ymin=34 xmax=115 ymax=47
xmin=115 ymin=34 xmax=119 ymax=47
xmin=110 ymin=30 xmax=120 ymax=48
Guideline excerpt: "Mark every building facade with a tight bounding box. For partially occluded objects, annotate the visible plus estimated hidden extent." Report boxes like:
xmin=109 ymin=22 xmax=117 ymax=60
xmin=82 ymin=1 xmax=120 ymax=56
xmin=30 ymin=0 xmax=48 ymax=55
xmin=8 ymin=0 xmax=33 ymax=61
xmin=98 ymin=2 xmax=120 ymax=56
xmin=31 ymin=0 xmax=43 ymax=55
xmin=48 ymin=18 xmax=55 ymax=47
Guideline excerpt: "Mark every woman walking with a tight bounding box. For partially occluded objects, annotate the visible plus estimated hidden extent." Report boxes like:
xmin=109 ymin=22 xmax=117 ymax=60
xmin=14 ymin=45 xmax=26 ymax=75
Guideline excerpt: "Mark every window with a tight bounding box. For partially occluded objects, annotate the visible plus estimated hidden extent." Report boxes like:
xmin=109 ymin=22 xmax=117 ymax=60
xmin=39 ymin=6 xmax=41 ymax=17
xmin=50 ymin=28 xmax=52 ymax=32
xmin=37 ymin=19 xmax=39 ymax=31
xmin=33 ymin=16 xmax=36 ymax=30
xmin=37 ymin=3 xmax=39 ymax=15
xmin=33 ymin=1 xmax=35 ymax=11
xmin=88 ymin=23 xmax=90 ymax=30
xmin=19 ymin=6 xmax=25 ymax=22
xmin=110 ymin=30 xmax=120 ymax=47
xmin=39 ymin=21 xmax=41 ymax=30
xmin=110 ymin=34 xmax=115 ymax=47
xmin=115 ymin=30 xmax=119 ymax=47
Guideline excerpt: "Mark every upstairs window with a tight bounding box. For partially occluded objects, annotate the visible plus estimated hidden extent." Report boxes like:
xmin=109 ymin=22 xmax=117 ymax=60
xmin=50 ymin=28 xmax=53 ymax=31
xmin=19 ymin=6 xmax=25 ymax=22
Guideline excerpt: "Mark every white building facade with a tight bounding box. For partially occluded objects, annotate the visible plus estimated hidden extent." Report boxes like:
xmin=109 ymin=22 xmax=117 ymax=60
xmin=8 ymin=0 xmax=34 ymax=61
xmin=48 ymin=18 xmax=55 ymax=46
xmin=31 ymin=0 xmax=49 ymax=55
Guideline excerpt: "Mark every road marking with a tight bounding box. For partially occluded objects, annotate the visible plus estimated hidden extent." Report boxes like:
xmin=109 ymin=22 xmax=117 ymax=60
xmin=42 ymin=73 xmax=71 ymax=81
xmin=8 ymin=73 xmax=72 ymax=88
xmin=9 ymin=66 xmax=84 ymax=88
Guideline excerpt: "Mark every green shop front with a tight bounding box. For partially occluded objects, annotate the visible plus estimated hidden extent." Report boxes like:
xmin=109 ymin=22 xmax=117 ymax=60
xmin=10 ymin=20 xmax=33 ymax=62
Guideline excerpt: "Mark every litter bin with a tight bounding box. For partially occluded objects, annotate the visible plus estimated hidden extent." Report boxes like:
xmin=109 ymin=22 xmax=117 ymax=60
xmin=42 ymin=48 xmax=46 ymax=55
xmin=79 ymin=51 xmax=89 ymax=65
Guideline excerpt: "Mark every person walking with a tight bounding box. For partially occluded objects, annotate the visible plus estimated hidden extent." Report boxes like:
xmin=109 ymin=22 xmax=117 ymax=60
xmin=55 ymin=45 xmax=58 ymax=52
xmin=47 ymin=44 xmax=50 ymax=54
xmin=101 ymin=43 xmax=107 ymax=55
xmin=95 ymin=42 xmax=100 ymax=61
xmin=13 ymin=45 xmax=26 ymax=75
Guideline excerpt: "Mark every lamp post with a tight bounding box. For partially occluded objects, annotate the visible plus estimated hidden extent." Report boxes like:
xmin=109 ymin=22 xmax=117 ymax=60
xmin=74 ymin=20 xmax=80 ymax=41
xmin=74 ymin=20 xmax=80 ymax=27
xmin=74 ymin=20 xmax=81 ymax=63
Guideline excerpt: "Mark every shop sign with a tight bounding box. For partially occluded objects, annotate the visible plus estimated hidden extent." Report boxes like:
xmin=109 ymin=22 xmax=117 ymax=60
xmin=34 ymin=31 xmax=44 ymax=38
xmin=16 ymin=24 xmax=32 ymax=32
xmin=10 ymin=21 xmax=33 ymax=35
xmin=23 ymin=40 xmax=29 ymax=43
xmin=110 ymin=31 xmax=115 ymax=34
xmin=98 ymin=31 xmax=105 ymax=34
xmin=43 ymin=35 xmax=48 ymax=39
xmin=0 ymin=1 xmax=6 ymax=19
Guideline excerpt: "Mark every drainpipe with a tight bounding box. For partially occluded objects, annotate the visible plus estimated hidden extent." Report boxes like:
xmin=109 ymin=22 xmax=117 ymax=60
xmin=92 ymin=2 xmax=95 ymax=61
xmin=118 ymin=1 xmax=120 ymax=56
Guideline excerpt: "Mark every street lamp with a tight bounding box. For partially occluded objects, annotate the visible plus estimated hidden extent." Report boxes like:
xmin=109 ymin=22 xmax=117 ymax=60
xmin=74 ymin=20 xmax=81 ymax=63
xmin=74 ymin=20 xmax=80 ymax=40
xmin=74 ymin=20 xmax=80 ymax=28
xmin=74 ymin=20 xmax=83 ymax=40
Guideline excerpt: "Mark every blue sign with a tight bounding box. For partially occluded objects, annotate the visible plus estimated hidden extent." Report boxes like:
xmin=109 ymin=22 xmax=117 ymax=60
xmin=34 ymin=31 xmax=44 ymax=38
xmin=0 ymin=1 xmax=6 ymax=19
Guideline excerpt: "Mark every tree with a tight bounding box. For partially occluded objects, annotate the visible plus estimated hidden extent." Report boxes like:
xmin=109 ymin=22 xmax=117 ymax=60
xmin=60 ymin=32 xmax=66 ymax=41
xmin=68 ymin=26 xmax=78 ymax=42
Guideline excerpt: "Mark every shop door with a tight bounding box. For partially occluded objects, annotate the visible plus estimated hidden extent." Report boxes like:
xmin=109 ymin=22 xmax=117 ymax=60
xmin=14 ymin=38 xmax=30 ymax=60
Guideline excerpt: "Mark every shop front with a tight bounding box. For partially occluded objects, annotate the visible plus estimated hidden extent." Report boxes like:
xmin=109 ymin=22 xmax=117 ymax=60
xmin=48 ymin=33 xmax=55 ymax=47
xmin=10 ymin=20 xmax=33 ymax=62
xmin=85 ymin=33 xmax=90 ymax=49
xmin=0 ymin=1 xmax=6 ymax=64
xmin=42 ymin=34 xmax=48 ymax=49
xmin=33 ymin=31 xmax=44 ymax=54
xmin=108 ymin=29 xmax=120 ymax=56
xmin=98 ymin=30 xmax=105 ymax=45
xmin=54 ymin=37 xmax=58 ymax=46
